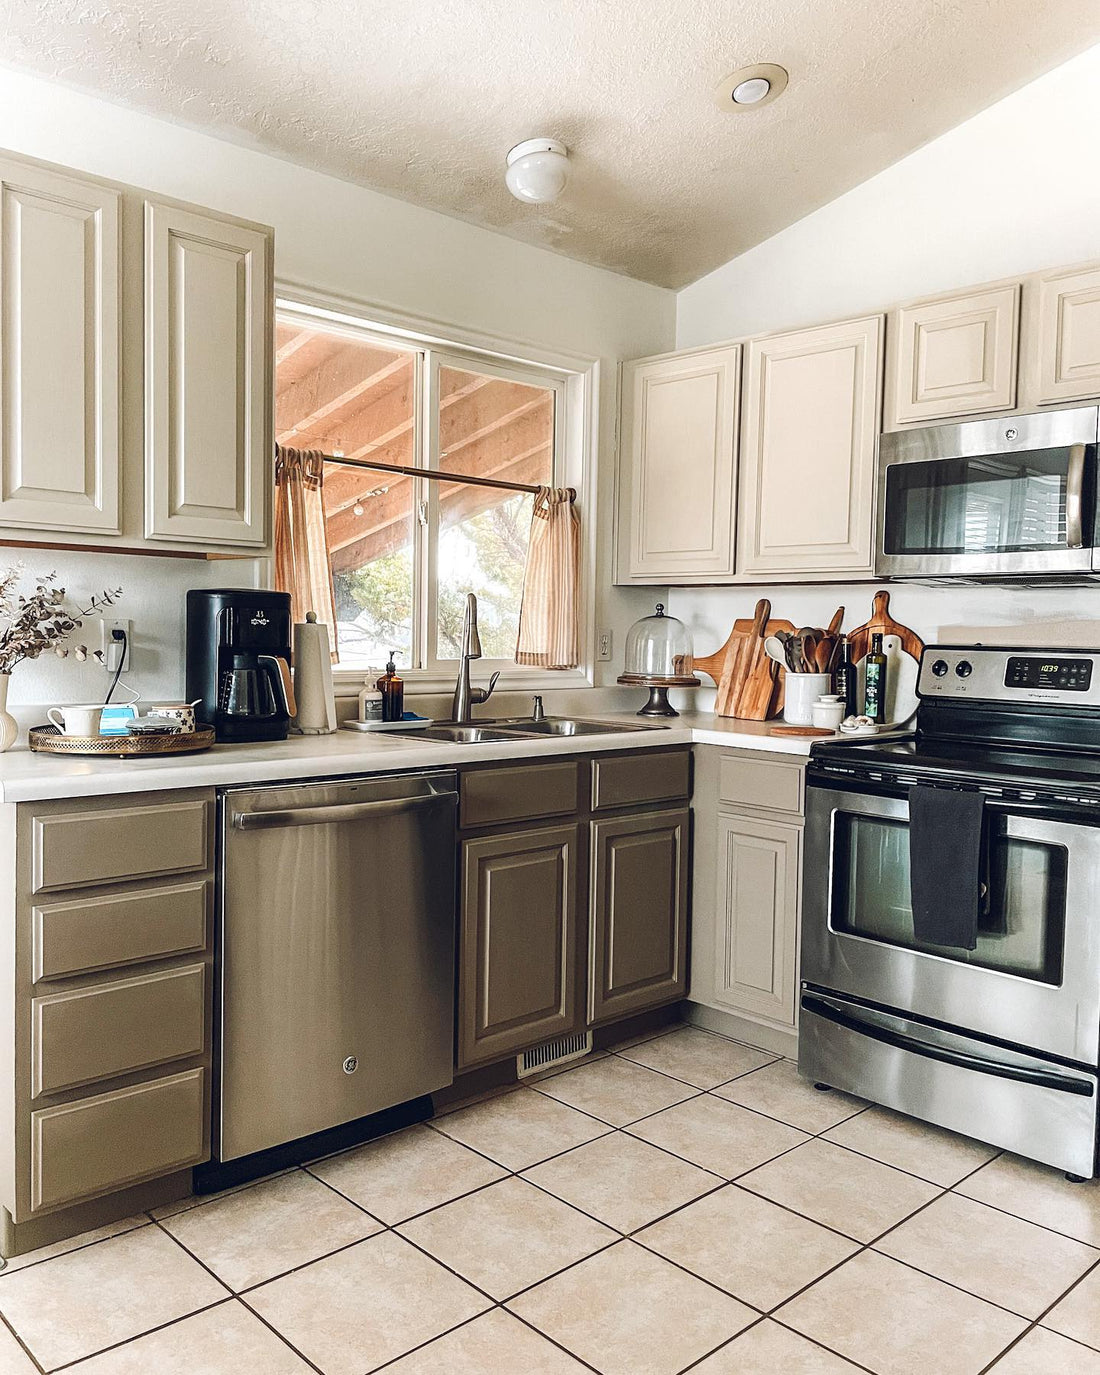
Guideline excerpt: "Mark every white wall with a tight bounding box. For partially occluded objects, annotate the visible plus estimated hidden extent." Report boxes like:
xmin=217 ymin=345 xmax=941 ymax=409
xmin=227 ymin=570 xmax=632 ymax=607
xmin=0 ymin=68 xmax=675 ymax=709
xmin=677 ymin=44 xmax=1100 ymax=346
xmin=671 ymin=42 xmax=1100 ymax=658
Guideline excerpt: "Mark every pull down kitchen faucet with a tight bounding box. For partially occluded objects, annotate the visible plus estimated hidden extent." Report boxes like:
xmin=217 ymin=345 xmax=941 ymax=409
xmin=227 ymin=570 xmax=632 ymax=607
xmin=451 ymin=593 xmax=499 ymax=723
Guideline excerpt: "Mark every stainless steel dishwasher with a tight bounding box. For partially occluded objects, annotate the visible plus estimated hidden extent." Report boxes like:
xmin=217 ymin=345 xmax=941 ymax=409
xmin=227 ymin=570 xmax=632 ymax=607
xmin=215 ymin=770 xmax=457 ymax=1164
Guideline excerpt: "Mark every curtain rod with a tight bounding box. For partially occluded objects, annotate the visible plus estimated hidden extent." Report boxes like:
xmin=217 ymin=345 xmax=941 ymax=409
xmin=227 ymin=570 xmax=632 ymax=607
xmin=311 ymin=450 xmax=575 ymax=501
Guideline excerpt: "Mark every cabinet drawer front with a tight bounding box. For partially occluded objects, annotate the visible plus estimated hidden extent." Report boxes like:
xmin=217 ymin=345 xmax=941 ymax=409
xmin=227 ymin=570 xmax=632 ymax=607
xmin=32 ymin=964 xmax=207 ymax=1098
xmin=461 ymin=763 xmax=579 ymax=828
xmin=30 ymin=1068 xmax=206 ymax=1214
xmin=31 ymin=801 xmax=208 ymax=893
xmin=718 ymin=755 xmax=804 ymax=815
xmin=32 ymin=881 xmax=208 ymax=982
xmin=592 ymin=750 xmax=690 ymax=812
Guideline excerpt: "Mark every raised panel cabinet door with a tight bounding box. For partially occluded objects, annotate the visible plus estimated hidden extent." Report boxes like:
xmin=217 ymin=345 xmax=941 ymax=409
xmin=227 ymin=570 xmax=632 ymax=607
xmin=589 ymin=808 xmax=689 ymax=1023
xmin=145 ymin=201 xmax=271 ymax=545
xmin=714 ymin=811 xmax=800 ymax=1027
xmin=1021 ymin=262 xmax=1100 ymax=406
xmin=738 ymin=316 xmax=882 ymax=577
xmin=0 ymin=158 xmax=120 ymax=533
xmin=885 ymin=283 xmax=1019 ymax=427
xmin=458 ymin=824 xmax=580 ymax=1068
xmin=618 ymin=346 xmax=740 ymax=583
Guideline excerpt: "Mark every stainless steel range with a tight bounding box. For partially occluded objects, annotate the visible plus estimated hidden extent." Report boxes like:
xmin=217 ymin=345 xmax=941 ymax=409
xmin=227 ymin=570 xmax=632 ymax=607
xmin=800 ymin=644 xmax=1100 ymax=1178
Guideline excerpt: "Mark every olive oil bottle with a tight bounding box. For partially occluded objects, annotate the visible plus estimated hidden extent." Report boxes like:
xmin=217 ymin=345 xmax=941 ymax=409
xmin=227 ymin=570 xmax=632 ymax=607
xmin=863 ymin=632 xmax=888 ymax=725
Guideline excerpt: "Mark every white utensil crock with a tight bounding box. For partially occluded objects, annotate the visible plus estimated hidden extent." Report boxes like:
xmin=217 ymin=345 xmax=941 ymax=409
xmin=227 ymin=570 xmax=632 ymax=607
xmin=782 ymin=672 xmax=831 ymax=725
xmin=0 ymin=675 xmax=16 ymax=752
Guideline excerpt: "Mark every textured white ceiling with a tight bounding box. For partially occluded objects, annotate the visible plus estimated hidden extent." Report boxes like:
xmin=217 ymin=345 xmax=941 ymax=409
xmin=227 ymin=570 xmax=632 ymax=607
xmin=3 ymin=1 xmax=1098 ymax=287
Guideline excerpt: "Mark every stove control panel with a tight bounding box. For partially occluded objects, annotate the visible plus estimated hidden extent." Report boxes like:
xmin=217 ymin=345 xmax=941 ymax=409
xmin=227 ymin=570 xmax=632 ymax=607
xmin=918 ymin=646 xmax=1100 ymax=707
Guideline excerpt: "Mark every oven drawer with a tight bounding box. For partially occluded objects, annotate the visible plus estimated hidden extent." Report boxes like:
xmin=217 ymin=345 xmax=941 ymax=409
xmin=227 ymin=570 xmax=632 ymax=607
xmin=799 ymin=990 xmax=1098 ymax=1177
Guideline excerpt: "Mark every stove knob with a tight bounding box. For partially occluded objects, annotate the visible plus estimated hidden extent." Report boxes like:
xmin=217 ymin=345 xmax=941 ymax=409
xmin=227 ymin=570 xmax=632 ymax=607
xmin=955 ymin=660 xmax=973 ymax=678
xmin=931 ymin=659 xmax=949 ymax=677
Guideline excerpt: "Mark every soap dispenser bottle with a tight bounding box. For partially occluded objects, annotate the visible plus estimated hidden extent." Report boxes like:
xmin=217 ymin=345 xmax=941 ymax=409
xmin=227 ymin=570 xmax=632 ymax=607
xmin=377 ymin=650 xmax=404 ymax=723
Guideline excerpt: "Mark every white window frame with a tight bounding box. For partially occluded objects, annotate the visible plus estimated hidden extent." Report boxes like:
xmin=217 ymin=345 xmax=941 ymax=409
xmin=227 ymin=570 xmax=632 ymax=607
xmin=275 ymin=285 xmax=597 ymax=695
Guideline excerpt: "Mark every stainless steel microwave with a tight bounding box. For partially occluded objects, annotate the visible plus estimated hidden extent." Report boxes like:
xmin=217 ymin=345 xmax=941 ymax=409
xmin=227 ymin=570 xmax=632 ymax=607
xmin=876 ymin=406 xmax=1100 ymax=582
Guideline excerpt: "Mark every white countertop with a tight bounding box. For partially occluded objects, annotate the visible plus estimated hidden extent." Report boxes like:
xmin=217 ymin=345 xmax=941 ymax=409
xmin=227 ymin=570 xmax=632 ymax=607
xmin=0 ymin=711 xmax=821 ymax=803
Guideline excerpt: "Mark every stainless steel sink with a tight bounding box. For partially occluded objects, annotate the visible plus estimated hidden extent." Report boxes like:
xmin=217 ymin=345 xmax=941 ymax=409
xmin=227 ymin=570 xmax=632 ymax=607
xmin=495 ymin=717 xmax=664 ymax=737
xmin=382 ymin=724 xmax=523 ymax=743
xmin=379 ymin=716 xmax=667 ymax=744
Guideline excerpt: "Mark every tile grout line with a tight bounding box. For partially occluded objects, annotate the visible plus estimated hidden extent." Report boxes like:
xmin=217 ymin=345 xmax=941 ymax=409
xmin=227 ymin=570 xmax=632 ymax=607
xmin=46 ymin=1296 xmax=238 ymax=1375
xmin=0 ymin=1308 xmax=46 ymax=1375
xmin=974 ymin=1251 xmax=1100 ymax=1373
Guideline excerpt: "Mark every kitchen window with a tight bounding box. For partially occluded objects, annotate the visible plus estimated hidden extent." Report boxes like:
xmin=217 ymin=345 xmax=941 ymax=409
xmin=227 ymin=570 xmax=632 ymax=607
xmin=275 ymin=299 xmax=582 ymax=682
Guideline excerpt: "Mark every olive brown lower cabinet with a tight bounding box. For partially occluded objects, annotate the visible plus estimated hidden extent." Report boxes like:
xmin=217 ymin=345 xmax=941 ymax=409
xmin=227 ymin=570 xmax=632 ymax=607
xmin=0 ymin=789 xmax=215 ymax=1256
xmin=456 ymin=749 xmax=691 ymax=1070
xmin=688 ymin=746 xmax=805 ymax=1058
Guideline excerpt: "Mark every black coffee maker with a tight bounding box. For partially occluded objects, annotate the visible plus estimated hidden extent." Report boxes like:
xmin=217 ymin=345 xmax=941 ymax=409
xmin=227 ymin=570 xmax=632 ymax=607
xmin=185 ymin=589 xmax=295 ymax=743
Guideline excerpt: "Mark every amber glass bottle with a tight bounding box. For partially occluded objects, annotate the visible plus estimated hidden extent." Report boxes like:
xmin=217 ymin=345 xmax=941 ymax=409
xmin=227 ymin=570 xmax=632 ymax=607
xmin=377 ymin=650 xmax=404 ymax=723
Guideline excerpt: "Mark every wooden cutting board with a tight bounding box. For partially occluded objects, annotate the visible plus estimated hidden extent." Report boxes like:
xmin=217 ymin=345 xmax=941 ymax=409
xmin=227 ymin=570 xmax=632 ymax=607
xmin=695 ymin=600 xmax=795 ymax=720
xmin=847 ymin=590 xmax=924 ymax=726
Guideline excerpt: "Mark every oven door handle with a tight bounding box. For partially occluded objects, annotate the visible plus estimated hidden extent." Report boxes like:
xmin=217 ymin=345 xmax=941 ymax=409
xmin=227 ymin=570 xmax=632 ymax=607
xmin=1066 ymin=442 xmax=1087 ymax=549
xmin=801 ymin=994 xmax=1094 ymax=1097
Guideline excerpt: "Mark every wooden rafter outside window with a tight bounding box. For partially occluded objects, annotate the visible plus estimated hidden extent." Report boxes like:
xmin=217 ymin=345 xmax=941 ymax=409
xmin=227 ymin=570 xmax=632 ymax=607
xmin=274 ymin=307 xmax=566 ymax=675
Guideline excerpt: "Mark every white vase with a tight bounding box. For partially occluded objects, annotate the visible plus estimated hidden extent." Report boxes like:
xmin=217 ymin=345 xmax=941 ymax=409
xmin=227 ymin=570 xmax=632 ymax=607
xmin=0 ymin=674 xmax=17 ymax=752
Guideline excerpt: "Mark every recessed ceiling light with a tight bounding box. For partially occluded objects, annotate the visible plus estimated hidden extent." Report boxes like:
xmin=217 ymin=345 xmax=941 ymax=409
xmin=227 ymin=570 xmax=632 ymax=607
xmin=714 ymin=63 xmax=789 ymax=112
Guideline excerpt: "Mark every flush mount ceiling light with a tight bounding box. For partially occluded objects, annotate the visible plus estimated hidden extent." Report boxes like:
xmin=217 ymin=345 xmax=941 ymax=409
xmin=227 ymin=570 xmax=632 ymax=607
xmin=505 ymin=138 xmax=569 ymax=204
xmin=714 ymin=63 xmax=789 ymax=112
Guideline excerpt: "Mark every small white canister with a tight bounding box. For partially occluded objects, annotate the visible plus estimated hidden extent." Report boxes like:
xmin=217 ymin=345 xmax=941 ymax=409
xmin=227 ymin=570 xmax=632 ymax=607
xmin=782 ymin=673 xmax=831 ymax=725
xmin=812 ymin=694 xmax=846 ymax=731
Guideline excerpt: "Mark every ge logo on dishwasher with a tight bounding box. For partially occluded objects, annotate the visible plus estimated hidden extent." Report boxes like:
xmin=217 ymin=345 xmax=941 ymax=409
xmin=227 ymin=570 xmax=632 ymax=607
xmin=343 ymin=1056 xmax=358 ymax=1074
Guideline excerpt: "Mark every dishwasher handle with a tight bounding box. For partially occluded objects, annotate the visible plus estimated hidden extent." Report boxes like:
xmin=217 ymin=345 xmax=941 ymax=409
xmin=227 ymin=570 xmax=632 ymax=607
xmin=233 ymin=791 xmax=455 ymax=830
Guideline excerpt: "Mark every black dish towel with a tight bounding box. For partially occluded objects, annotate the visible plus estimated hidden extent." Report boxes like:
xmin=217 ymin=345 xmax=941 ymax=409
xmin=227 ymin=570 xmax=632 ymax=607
xmin=908 ymin=785 xmax=985 ymax=951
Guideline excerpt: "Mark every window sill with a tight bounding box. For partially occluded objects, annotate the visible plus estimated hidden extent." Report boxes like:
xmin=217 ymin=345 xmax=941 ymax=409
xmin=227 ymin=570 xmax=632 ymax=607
xmin=332 ymin=667 xmax=593 ymax=697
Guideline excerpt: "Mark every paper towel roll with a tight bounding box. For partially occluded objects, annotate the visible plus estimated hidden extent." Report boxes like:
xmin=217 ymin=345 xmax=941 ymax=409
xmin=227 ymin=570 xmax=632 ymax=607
xmin=292 ymin=613 xmax=337 ymax=735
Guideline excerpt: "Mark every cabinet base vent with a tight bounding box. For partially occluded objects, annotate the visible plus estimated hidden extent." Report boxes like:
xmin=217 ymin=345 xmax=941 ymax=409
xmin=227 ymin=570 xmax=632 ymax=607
xmin=517 ymin=1032 xmax=593 ymax=1077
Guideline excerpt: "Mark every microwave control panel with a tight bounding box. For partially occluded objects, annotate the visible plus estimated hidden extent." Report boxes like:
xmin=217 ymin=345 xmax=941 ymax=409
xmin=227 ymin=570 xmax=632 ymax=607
xmin=918 ymin=647 xmax=1100 ymax=707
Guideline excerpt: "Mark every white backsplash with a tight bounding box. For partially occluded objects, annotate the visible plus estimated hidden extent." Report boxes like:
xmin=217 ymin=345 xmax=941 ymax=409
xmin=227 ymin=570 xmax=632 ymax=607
xmin=2 ymin=548 xmax=264 ymax=717
xmin=668 ymin=582 xmax=1100 ymax=710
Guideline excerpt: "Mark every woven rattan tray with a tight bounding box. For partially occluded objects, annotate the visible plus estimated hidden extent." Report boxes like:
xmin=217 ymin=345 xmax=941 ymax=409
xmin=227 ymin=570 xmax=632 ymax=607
xmin=29 ymin=725 xmax=216 ymax=757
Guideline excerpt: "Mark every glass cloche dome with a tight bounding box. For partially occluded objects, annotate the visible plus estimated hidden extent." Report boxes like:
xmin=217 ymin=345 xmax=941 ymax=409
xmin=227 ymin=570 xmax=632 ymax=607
xmin=618 ymin=604 xmax=699 ymax=717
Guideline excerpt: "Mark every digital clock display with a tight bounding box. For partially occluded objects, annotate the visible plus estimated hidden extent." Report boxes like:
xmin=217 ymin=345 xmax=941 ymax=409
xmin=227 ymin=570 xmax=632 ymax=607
xmin=1005 ymin=657 xmax=1093 ymax=691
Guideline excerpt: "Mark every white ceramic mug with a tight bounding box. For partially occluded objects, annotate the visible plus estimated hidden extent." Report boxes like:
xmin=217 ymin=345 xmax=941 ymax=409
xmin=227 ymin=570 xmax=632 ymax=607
xmin=47 ymin=704 xmax=104 ymax=737
xmin=782 ymin=673 xmax=832 ymax=726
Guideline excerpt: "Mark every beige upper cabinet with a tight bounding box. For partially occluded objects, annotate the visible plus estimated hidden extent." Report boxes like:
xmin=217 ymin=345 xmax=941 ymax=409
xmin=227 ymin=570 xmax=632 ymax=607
xmin=738 ymin=315 xmax=882 ymax=579
xmin=616 ymin=345 xmax=740 ymax=584
xmin=885 ymin=283 xmax=1019 ymax=429
xmin=0 ymin=158 xmax=120 ymax=534
xmin=145 ymin=202 xmax=271 ymax=546
xmin=1020 ymin=261 xmax=1100 ymax=408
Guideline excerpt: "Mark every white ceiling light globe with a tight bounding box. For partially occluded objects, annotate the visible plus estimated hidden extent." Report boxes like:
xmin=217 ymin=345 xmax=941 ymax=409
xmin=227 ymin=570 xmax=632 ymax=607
xmin=732 ymin=76 xmax=771 ymax=104
xmin=505 ymin=138 xmax=569 ymax=204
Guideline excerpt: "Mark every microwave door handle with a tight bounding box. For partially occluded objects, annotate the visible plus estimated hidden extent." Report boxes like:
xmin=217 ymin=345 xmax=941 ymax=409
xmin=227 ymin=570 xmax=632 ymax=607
xmin=801 ymin=993 xmax=1094 ymax=1097
xmin=1066 ymin=443 xmax=1087 ymax=548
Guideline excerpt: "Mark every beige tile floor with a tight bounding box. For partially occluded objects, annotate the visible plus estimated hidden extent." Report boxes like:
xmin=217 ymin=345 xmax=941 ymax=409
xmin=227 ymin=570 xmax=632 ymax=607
xmin=1 ymin=1021 xmax=1099 ymax=1373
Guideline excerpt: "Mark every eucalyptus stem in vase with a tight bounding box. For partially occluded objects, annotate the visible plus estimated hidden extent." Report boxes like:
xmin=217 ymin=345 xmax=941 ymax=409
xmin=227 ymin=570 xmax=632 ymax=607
xmin=0 ymin=566 xmax=123 ymax=752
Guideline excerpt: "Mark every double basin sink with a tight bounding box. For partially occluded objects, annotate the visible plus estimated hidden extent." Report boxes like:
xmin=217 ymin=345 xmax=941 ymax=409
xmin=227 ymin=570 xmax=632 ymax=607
xmin=384 ymin=717 xmax=666 ymax=744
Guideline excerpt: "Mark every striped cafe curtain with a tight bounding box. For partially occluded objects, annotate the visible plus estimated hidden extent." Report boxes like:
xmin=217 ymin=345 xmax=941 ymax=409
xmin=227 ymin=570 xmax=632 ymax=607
xmin=515 ymin=486 xmax=580 ymax=669
xmin=274 ymin=445 xmax=339 ymax=659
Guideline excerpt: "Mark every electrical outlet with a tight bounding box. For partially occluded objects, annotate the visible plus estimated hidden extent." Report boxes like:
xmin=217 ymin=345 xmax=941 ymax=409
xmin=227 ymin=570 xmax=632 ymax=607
xmin=597 ymin=629 xmax=613 ymax=661
xmin=100 ymin=618 xmax=132 ymax=673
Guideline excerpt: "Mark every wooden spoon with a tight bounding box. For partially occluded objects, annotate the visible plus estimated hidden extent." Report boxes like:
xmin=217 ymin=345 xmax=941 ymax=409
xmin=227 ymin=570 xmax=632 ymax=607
xmin=827 ymin=606 xmax=845 ymax=637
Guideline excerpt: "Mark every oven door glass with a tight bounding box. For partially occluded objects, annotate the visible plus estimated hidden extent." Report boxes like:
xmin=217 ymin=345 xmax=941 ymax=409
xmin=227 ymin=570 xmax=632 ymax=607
xmin=831 ymin=812 xmax=1066 ymax=982
xmin=882 ymin=445 xmax=1095 ymax=557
